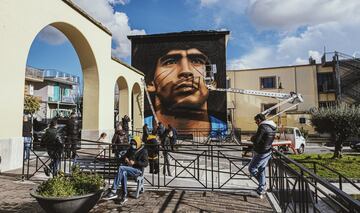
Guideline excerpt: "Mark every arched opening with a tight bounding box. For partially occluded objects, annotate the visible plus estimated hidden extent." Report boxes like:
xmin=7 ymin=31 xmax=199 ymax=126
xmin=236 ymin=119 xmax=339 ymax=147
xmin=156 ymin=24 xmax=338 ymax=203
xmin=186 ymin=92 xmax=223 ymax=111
xmin=131 ymin=83 xmax=142 ymax=131
xmin=115 ymin=76 xmax=129 ymax=129
xmin=25 ymin=22 xmax=99 ymax=142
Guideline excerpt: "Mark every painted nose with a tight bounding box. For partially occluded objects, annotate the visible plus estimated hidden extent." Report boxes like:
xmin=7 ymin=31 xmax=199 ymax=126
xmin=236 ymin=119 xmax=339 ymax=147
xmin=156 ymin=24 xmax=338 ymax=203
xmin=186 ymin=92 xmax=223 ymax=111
xmin=178 ymin=58 xmax=194 ymax=79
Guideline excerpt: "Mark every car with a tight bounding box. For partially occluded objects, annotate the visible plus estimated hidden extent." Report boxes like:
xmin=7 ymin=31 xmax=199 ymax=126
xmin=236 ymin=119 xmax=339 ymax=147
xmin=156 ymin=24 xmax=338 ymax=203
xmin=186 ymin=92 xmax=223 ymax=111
xmin=350 ymin=141 xmax=360 ymax=151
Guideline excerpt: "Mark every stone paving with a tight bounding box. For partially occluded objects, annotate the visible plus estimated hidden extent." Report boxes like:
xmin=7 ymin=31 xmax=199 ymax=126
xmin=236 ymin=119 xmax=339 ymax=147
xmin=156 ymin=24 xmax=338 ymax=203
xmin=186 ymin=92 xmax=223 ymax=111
xmin=0 ymin=173 xmax=273 ymax=213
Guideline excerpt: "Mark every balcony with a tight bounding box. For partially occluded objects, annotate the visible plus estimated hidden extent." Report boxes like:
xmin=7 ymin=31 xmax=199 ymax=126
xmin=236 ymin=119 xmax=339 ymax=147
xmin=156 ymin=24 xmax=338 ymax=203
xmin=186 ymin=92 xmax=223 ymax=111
xmin=62 ymin=95 xmax=75 ymax=104
xmin=44 ymin=69 xmax=80 ymax=85
xmin=25 ymin=66 xmax=44 ymax=82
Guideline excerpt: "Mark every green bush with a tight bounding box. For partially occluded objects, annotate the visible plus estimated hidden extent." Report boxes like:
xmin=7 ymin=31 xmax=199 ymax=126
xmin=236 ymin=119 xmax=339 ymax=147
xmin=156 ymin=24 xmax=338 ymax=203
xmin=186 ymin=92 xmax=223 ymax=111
xmin=37 ymin=167 xmax=104 ymax=197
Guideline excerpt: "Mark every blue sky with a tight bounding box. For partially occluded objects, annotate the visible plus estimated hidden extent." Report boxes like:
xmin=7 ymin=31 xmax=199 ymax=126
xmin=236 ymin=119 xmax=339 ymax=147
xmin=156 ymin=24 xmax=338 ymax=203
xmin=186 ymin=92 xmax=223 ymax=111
xmin=27 ymin=0 xmax=360 ymax=80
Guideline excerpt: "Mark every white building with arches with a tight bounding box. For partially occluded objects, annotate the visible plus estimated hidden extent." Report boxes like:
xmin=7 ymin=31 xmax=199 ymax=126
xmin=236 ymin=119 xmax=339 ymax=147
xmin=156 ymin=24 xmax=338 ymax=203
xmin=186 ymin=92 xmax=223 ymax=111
xmin=0 ymin=0 xmax=144 ymax=172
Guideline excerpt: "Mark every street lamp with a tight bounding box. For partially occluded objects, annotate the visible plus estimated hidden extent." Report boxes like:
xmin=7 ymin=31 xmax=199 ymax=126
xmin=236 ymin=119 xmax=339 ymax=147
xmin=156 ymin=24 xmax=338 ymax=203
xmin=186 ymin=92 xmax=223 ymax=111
xmin=277 ymin=77 xmax=283 ymax=127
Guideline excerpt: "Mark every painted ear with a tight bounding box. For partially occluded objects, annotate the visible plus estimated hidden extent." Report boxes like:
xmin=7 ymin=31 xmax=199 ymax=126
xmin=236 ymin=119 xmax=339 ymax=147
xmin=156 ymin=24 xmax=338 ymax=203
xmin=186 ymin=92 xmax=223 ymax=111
xmin=147 ymin=81 xmax=156 ymax=93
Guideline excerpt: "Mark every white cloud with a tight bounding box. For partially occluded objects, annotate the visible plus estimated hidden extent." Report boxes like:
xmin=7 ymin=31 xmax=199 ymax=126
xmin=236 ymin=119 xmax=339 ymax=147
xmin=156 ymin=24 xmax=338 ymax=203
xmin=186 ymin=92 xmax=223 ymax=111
xmin=200 ymin=0 xmax=219 ymax=7
xmin=37 ymin=0 xmax=144 ymax=59
xmin=37 ymin=26 xmax=68 ymax=45
xmin=248 ymin=0 xmax=360 ymax=30
xmin=108 ymin=0 xmax=130 ymax=5
xmin=228 ymin=0 xmax=360 ymax=69
xmin=203 ymin=0 xmax=249 ymax=12
xmin=228 ymin=47 xmax=274 ymax=70
xmin=73 ymin=0 xmax=145 ymax=59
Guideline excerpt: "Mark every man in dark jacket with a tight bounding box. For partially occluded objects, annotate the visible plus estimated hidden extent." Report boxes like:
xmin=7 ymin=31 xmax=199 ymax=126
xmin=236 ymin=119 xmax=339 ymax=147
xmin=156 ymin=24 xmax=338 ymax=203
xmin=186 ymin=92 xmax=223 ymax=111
xmin=65 ymin=112 xmax=81 ymax=159
xmin=167 ymin=124 xmax=177 ymax=151
xmin=142 ymin=123 xmax=150 ymax=143
xmin=41 ymin=120 xmax=63 ymax=176
xmin=103 ymin=136 xmax=148 ymax=205
xmin=111 ymin=129 xmax=127 ymax=159
xmin=249 ymin=113 xmax=277 ymax=198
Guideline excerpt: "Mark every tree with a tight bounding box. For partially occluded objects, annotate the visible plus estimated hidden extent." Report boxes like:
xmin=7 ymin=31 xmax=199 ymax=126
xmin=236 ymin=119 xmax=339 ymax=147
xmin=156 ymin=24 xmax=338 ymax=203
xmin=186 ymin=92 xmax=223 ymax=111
xmin=24 ymin=95 xmax=40 ymax=115
xmin=310 ymin=104 xmax=360 ymax=158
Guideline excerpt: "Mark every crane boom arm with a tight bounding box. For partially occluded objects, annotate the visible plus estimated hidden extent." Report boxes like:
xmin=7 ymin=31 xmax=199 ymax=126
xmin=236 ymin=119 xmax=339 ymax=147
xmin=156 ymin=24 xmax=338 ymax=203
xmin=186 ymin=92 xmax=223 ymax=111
xmin=207 ymin=86 xmax=293 ymax=99
xmin=206 ymin=85 xmax=304 ymax=117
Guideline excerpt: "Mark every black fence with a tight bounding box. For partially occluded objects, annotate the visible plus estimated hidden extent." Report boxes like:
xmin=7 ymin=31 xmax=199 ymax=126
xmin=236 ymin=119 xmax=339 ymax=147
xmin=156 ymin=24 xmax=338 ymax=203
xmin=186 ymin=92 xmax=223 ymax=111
xmin=269 ymin=149 xmax=360 ymax=213
xmin=22 ymin=137 xmax=360 ymax=212
xmin=135 ymin=128 xmax=241 ymax=144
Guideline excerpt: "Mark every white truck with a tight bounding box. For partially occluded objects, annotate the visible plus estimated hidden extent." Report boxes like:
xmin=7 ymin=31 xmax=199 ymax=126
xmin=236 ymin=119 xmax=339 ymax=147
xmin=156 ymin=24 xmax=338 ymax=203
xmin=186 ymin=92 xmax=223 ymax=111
xmin=277 ymin=126 xmax=307 ymax=154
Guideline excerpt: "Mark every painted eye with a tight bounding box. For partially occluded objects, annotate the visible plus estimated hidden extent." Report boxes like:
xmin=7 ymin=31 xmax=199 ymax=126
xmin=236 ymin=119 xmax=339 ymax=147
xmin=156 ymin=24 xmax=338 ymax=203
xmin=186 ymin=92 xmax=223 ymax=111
xmin=191 ymin=58 xmax=206 ymax=65
xmin=162 ymin=58 xmax=178 ymax=66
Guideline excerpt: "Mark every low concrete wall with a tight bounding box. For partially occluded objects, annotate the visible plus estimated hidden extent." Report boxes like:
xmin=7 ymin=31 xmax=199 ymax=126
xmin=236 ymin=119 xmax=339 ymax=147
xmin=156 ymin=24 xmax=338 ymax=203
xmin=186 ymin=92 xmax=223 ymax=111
xmin=0 ymin=137 xmax=23 ymax=172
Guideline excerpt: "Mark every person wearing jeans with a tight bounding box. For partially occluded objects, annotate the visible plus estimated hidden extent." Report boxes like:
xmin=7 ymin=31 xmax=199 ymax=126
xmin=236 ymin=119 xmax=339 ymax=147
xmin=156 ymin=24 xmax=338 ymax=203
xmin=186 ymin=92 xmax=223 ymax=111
xmin=103 ymin=136 xmax=148 ymax=205
xmin=248 ymin=151 xmax=272 ymax=194
xmin=23 ymin=115 xmax=32 ymax=160
xmin=41 ymin=120 xmax=63 ymax=177
xmin=249 ymin=113 xmax=276 ymax=197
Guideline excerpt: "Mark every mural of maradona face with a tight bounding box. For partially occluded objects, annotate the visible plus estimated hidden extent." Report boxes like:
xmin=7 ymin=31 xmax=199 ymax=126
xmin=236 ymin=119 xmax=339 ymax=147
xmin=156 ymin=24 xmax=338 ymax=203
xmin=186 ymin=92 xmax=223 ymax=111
xmin=130 ymin=32 xmax=228 ymax=134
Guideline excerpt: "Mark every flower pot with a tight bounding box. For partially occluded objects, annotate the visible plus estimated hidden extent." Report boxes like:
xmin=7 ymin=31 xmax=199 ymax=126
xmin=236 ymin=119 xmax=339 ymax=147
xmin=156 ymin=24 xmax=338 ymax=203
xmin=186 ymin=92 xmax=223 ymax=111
xmin=30 ymin=188 xmax=104 ymax=213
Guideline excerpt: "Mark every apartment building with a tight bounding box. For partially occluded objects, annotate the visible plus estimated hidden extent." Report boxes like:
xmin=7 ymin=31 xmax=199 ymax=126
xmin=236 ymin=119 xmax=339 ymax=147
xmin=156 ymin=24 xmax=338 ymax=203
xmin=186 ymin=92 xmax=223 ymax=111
xmin=25 ymin=66 xmax=81 ymax=120
xmin=227 ymin=61 xmax=336 ymax=133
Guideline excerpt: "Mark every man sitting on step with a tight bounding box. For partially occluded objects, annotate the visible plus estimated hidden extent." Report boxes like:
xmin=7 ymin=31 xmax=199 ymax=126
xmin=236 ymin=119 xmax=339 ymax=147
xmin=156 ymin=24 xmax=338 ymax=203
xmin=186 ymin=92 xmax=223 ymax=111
xmin=103 ymin=136 xmax=148 ymax=205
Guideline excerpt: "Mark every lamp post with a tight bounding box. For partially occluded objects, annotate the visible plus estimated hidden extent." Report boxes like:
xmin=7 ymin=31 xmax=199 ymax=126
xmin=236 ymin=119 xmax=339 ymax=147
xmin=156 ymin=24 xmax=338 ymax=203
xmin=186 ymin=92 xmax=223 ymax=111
xmin=277 ymin=77 xmax=283 ymax=127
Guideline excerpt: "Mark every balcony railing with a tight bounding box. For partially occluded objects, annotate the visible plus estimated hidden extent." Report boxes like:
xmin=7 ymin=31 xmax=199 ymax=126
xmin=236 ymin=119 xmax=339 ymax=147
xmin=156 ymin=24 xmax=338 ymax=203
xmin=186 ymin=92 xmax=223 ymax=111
xmin=44 ymin=69 xmax=80 ymax=85
xmin=25 ymin=66 xmax=44 ymax=81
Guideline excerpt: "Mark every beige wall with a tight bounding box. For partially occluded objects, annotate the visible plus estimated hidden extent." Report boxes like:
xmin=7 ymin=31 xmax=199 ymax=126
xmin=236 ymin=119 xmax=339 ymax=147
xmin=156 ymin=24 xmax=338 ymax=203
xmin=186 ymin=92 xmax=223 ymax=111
xmin=228 ymin=64 xmax=319 ymax=132
xmin=0 ymin=0 xmax=144 ymax=171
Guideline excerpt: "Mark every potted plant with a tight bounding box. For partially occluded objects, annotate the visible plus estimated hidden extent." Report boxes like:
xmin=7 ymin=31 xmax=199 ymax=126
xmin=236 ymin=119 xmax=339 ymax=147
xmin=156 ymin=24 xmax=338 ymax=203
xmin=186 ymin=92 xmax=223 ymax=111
xmin=30 ymin=166 xmax=105 ymax=213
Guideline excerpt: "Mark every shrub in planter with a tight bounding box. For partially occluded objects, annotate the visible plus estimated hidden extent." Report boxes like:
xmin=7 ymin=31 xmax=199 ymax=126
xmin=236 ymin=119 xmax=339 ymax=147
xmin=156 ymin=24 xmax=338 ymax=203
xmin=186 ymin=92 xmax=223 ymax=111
xmin=31 ymin=167 xmax=105 ymax=213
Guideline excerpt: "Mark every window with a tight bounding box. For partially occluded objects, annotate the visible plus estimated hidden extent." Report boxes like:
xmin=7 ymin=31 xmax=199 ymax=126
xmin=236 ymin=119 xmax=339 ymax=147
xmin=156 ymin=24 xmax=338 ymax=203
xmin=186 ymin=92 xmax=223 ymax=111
xmin=295 ymin=130 xmax=302 ymax=137
xmin=262 ymin=103 xmax=277 ymax=115
xmin=260 ymin=76 xmax=276 ymax=89
xmin=319 ymin=101 xmax=336 ymax=108
xmin=317 ymin=73 xmax=335 ymax=92
xmin=299 ymin=117 xmax=306 ymax=124
xmin=226 ymin=78 xmax=231 ymax=89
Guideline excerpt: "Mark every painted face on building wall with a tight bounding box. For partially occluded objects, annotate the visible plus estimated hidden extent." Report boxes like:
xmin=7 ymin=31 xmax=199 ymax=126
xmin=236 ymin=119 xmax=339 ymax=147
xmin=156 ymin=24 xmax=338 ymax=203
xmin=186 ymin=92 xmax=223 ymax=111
xmin=147 ymin=48 xmax=209 ymax=111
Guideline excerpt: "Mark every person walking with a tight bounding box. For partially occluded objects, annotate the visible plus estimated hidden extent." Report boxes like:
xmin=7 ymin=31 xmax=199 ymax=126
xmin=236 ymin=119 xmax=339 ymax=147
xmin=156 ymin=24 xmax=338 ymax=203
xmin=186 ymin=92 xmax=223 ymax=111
xmin=65 ymin=112 xmax=81 ymax=160
xmin=121 ymin=115 xmax=130 ymax=133
xmin=156 ymin=122 xmax=165 ymax=142
xmin=22 ymin=115 xmax=32 ymax=160
xmin=142 ymin=123 xmax=150 ymax=143
xmin=249 ymin=113 xmax=277 ymax=198
xmin=167 ymin=124 xmax=177 ymax=151
xmin=41 ymin=120 xmax=63 ymax=176
xmin=162 ymin=128 xmax=172 ymax=176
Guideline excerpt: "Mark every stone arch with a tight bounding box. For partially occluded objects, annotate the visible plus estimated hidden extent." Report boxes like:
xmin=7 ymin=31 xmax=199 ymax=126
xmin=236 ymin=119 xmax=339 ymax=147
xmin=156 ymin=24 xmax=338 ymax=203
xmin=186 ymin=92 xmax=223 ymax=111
xmin=131 ymin=82 xmax=143 ymax=131
xmin=116 ymin=76 xmax=129 ymax=125
xmin=28 ymin=22 xmax=100 ymax=132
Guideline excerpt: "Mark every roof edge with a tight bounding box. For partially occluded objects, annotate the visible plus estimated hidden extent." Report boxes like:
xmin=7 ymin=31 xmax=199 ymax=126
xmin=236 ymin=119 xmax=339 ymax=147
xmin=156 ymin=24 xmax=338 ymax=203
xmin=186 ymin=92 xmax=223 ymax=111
xmin=111 ymin=56 xmax=145 ymax=76
xmin=227 ymin=63 xmax=320 ymax=72
xmin=128 ymin=30 xmax=230 ymax=40
xmin=62 ymin=0 xmax=112 ymax=36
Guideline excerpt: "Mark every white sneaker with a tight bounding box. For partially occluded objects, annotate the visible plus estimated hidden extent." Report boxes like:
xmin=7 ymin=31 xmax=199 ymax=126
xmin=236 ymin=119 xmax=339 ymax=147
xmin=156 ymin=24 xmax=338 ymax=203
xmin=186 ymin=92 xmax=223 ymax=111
xmin=119 ymin=196 xmax=128 ymax=206
xmin=103 ymin=190 xmax=118 ymax=200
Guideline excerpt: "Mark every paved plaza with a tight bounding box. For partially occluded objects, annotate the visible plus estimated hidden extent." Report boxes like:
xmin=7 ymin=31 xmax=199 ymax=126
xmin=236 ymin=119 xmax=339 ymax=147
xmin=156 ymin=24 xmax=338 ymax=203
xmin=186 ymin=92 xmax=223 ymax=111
xmin=0 ymin=173 xmax=273 ymax=213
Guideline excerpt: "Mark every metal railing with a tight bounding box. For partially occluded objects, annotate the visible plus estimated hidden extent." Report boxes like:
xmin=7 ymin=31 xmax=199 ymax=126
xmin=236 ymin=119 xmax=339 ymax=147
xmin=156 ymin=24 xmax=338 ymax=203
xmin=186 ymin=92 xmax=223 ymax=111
xmin=22 ymin=137 xmax=360 ymax=212
xmin=25 ymin=66 xmax=44 ymax=81
xmin=269 ymin=148 xmax=360 ymax=212
xmin=295 ymin=160 xmax=360 ymax=192
xmin=136 ymin=128 xmax=241 ymax=144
